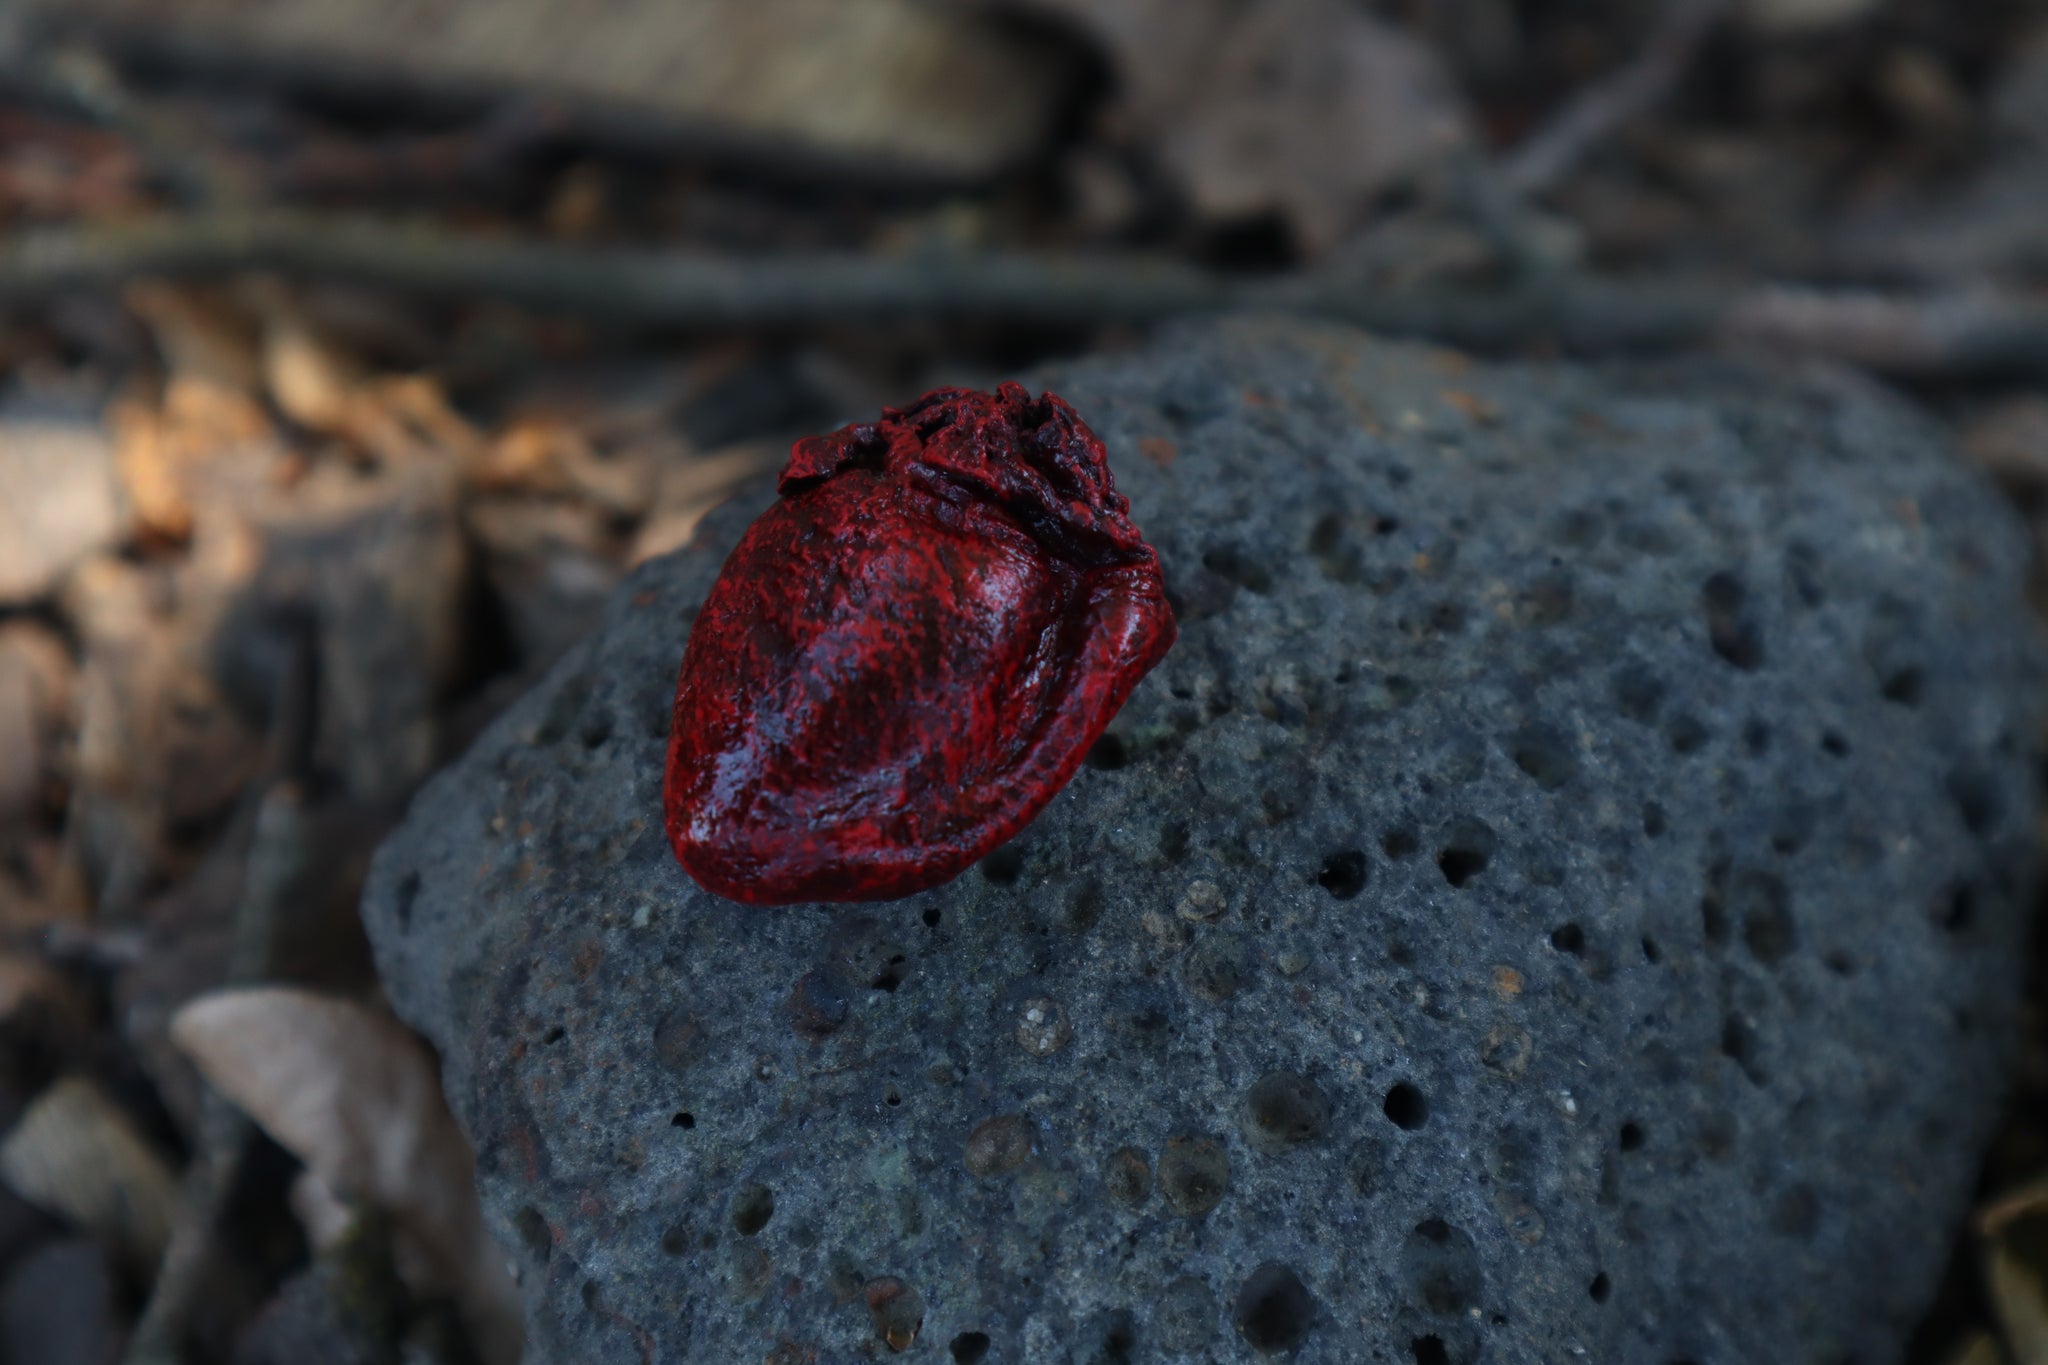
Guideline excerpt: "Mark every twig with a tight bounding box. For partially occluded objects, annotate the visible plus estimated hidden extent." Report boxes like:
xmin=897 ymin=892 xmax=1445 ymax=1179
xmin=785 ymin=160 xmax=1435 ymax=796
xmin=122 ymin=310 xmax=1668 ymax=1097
xmin=0 ymin=39 xmax=252 ymax=207
xmin=0 ymin=210 xmax=1238 ymax=325
xmin=1502 ymin=0 xmax=1735 ymax=197
xmin=123 ymin=622 xmax=318 ymax=1365
xmin=1447 ymin=139 xmax=1565 ymax=281
xmin=120 ymin=787 xmax=308 ymax=1365
xmin=5 ymin=209 xmax=2048 ymax=378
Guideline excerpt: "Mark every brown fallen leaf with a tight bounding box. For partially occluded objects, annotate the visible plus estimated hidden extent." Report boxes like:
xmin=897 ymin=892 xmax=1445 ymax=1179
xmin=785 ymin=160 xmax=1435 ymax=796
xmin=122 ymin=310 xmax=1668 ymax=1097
xmin=251 ymin=284 xmax=363 ymax=438
xmin=1021 ymin=0 xmax=1467 ymax=253
xmin=246 ymin=279 xmax=487 ymax=469
xmin=0 ymin=1076 xmax=184 ymax=1277
xmin=474 ymin=415 xmax=656 ymax=517
xmin=117 ymin=285 xmax=280 ymax=543
xmin=0 ymin=953 xmax=89 ymax=1031
xmin=170 ymin=987 xmax=522 ymax=1365
xmin=629 ymin=443 xmax=780 ymax=566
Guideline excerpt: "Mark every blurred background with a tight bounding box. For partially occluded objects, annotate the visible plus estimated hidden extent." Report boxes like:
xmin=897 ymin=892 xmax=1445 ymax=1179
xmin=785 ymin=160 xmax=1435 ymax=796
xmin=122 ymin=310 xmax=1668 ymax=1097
xmin=0 ymin=0 xmax=2046 ymax=1361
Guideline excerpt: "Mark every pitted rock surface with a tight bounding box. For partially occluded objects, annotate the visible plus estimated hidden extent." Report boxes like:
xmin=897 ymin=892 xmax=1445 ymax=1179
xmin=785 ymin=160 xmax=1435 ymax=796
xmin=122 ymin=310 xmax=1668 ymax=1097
xmin=362 ymin=318 xmax=2044 ymax=1364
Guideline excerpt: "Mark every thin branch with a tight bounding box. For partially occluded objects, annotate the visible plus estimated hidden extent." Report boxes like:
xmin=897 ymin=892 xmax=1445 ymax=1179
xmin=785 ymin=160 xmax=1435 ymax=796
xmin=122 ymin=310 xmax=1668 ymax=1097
xmin=1502 ymin=0 xmax=1735 ymax=197
xmin=5 ymin=210 xmax=2048 ymax=378
xmin=0 ymin=39 xmax=253 ymax=207
xmin=123 ymin=621 xmax=318 ymax=1365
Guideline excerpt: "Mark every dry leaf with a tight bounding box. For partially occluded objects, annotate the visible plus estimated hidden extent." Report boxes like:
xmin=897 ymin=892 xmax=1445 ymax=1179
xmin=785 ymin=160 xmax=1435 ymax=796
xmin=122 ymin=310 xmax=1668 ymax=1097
xmin=115 ymin=286 xmax=281 ymax=543
xmin=0 ymin=1076 xmax=183 ymax=1275
xmin=1022 ymin=0 xmax=1466 ymax=252
xmin=126 ymin=283 xmax=263 ymax=397
xmin=475 ymin=416 xmax=655 ymax=516
xmin=170 ymin=987 xmax=522 ymax=1365
xmin=629 ymin=443 xmax=780 ymax=566
xmin=0 ymin=954 xmax=88 ymax=1031
xmin=257 ymin=301 xmax=363 ymax=438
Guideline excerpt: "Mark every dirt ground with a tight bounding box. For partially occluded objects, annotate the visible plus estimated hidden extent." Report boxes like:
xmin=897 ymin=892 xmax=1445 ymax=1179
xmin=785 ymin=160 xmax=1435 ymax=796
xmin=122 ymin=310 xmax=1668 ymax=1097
xmin=2 ymin=1 xmax=2048 ymax=1361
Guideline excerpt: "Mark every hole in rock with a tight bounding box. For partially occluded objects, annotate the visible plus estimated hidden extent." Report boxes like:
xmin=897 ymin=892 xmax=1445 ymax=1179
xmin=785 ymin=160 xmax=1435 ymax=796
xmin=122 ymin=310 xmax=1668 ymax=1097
xmin=1436 ymin=820 xmax=1494 ymax=887
xmin=1667 ymin=715 xmax=1709 ymax=754
xmin=1510 ymin=724 xmax=1579 ymax=789
xmin=1203 ymin=545 xmax=1274 ymax=594
xmin=1702 ymin=572 xmax=1763 ymax=670
xmin=1085 ymin=1308 xmax=1137 ymax=1363
xmin=1384 ymin=1083 xmax=1429 ymax=1130
xmin=1085 ymin=735 xmax=1129 ymax=770
xmin=981 ymin=845 xmax=1025 ymax=884
xmin=514 ymin=1206 xmax=551 ymax=1263
xmin=1947 ymin=766 xmax=2004 ymax=838
xmin=1734 ymin=870 xmax=1796 ymax=965
xmin=393 ymin=872 xmax=420 ymax=931
xmin=1938 ymin=883 xmax=1975 ymax=932
xmin=1247 ymin=1072 xmax=1331 ymax=1146
xmin=1720 ymin=1016 xmax=1767 ymax=1086
xmin=949 ymin=1332 xmax=992 ymax=1363
xmin=1402 ymin=1218 xmax=1482 ymax=1315
xmin=1881 ymin=668 xmax=1924 ymax=707
xmin=1611 ymin=664 xmax=1664 ymax=723
xmin=1157 ymin=1137 xmax=1230 ymax=1216
xmin=731 ymin=1184 xmax=775 ymax=1235
xmin=1317 ymin=849 xmax=1368 ymax=899
xmin=1233 ymin=1263 xmax=1315 ymax=1354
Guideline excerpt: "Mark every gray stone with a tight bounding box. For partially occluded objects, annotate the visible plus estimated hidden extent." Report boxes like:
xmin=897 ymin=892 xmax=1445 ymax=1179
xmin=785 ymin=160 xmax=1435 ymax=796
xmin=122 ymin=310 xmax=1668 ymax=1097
xmin=0 ymin=1238 xmax=123 ymax=1365
xmin=0 ymin=393 xmax=121 ymax=605
xmin=233 ymin=1216 xmax=405 ymax=1365
xmin=362 ymin=319 xmax=2044 ymax=1364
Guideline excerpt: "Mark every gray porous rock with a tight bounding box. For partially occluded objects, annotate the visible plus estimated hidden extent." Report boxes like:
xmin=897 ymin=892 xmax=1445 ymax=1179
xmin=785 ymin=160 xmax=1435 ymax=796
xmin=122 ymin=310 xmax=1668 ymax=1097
xmin=362 ymin=318 xmax=2045 ymax=1364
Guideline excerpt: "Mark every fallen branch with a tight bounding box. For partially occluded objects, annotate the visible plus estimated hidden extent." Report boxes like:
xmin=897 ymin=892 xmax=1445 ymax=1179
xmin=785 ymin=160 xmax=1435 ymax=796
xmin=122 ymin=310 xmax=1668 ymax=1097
xmin=7 ymin=210 xmax=2048 ymax=378
xmin=1502 ymin=0 xmax=1736 ymax=196
xmin=123 ymin=621 xmax=318 ymax=1365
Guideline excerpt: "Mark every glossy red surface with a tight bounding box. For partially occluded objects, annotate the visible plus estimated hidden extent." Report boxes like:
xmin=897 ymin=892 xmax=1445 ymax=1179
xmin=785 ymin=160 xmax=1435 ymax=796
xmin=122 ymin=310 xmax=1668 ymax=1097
xmin=663 ymin=382 xmax=1177 ymax=903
